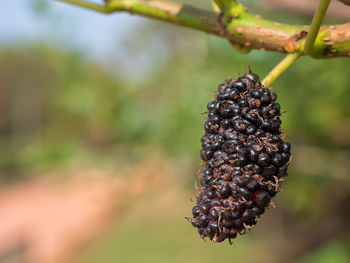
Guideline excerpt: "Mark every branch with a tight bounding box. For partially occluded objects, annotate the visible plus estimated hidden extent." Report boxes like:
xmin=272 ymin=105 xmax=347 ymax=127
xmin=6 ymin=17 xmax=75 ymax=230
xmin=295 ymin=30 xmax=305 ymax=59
xmin=57 ymin=0 xmax=350 ymax=58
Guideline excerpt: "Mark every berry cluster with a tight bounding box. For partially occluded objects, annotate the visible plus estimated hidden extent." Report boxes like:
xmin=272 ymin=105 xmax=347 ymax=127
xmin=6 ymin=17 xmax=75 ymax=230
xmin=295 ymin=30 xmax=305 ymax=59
xmin=188 ymin=71 xmax=291 ymax=243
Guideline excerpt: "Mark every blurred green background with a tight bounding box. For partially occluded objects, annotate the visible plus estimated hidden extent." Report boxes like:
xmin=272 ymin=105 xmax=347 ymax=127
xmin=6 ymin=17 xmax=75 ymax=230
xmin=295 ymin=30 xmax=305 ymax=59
xmin=0 ymin=1 xmax=349 ymax=263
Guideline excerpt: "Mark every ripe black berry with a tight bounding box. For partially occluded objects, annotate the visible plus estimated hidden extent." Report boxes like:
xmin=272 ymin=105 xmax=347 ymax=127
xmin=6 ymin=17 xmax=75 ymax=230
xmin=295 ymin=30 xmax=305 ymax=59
xmin=219 ymin=185 xmax=231 ymax=198
xmin=253 ymin=190 xmax=271 ymax=207
xmin=257 ymin=153 xmax=271 ymax=166
xmin=241 ymin=210 xmax=254 ymax=223
xmin=198 ymin=215 xmax=209 ymax=227
xmin=282 ymin=142 xmax=291 ymax=153
xmin=199 ymin=203 xmax=210 ymax=214
xmin=209 ymin=221 xmax=219 ymax=231
xmin=192 ymin=206 xmax=201 ymax=217
xmin=209 ymin=208 xmax=219 ymax=219
xmin=188 ymin=70 xmax=291 ymax=244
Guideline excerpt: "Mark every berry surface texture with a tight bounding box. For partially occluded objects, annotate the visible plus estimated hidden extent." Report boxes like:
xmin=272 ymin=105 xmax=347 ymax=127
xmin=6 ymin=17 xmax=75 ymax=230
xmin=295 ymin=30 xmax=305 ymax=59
xmin=188 ymin=71 xmax=291 ymax=244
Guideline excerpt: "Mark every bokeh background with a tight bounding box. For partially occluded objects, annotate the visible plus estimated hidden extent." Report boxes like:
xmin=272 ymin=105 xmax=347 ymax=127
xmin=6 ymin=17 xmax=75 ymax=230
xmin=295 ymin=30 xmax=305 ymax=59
xmin=0 ymin=1 xmax=350 ymax=263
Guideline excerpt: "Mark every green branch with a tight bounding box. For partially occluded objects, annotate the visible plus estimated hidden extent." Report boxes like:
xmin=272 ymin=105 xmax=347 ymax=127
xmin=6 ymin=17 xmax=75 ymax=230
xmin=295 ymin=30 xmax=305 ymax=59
xmin=304 ymin=0 xmax=331 ymax=56
xmin=105 ymin=0 xmax=217 ymax=34
xmin=57 ymin=0 xmax=350 ymax=58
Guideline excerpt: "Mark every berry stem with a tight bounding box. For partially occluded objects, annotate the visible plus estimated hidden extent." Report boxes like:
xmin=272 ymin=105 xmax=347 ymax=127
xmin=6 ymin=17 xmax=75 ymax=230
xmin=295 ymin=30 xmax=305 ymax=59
xmin=304 ymin=0 xmax=331 ymax=56
xmin=262 ymin=53 xmax=301 ymax=87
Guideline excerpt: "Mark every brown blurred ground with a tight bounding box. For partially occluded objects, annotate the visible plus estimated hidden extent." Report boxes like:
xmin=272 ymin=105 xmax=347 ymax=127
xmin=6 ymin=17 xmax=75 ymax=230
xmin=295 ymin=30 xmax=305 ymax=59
xmin=0 ymin=158 xmax=166 ymax=263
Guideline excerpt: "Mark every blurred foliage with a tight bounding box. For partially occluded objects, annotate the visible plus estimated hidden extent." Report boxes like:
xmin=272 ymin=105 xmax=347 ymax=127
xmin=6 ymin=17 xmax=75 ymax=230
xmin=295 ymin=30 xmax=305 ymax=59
xmin=0 ymin=45 xmax=129 ymax=175
xmin=1 ymin=21 xmax=350 ymax=185
xmin=31 ymin=0 xmax=50 ymax=15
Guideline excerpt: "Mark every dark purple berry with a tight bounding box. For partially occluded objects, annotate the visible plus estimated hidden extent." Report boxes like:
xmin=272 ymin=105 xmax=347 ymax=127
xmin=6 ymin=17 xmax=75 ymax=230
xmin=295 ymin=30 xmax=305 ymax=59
xmin=198 ymin=215 xmax=209 ymax=227
xmin=272 ymin=154 xmax=284 ymax=166
xmin=257 ymin=153 xmax=271 ymax=166
xmin=205 ymin=189 xmax=216 ymax=199
xmin=205 ymin=226 xmax=215 ymax=239
xmin=232 ymin=81 xmax=246 ymax=92
xmin=239 ymin=187 xmax=252 ymax=200
xmin=253 ymin=190 xmax=271 ymax=207
xmin=219 ymin=185 xmax=231 ymax=198
xmin=241 ymin=210 xmax=254 ymax=223
xmin=231 ymin=210 xmax=240 ymax=219
xmin=209 ymin=221 xmax=219 ymax=231
xmin=222 ymin=219 xmax=234 ymax=228
xmin=200 ymin=149 xmax=213 ymax=161
xmin=246 ymin=180 xmax=259 ymax=191
xmin=192 ymin=206 xmax=201 ymax=217
xmin=191 ymin=221 xmax=200 ymax=228
xmin=211 ymin=199 xmax=221 ymax=207
xmin=209 ymin=208 xmax=219 ymax=220
xmin=282 ymin=142 xmax=291 ymax=153
xmin=199 ymin=203 xmax=210 ymax=214
xmin=189 ymin=70 xmax=291 ymax=244
xmin=252 ymin=206 xmax=265 ymax=216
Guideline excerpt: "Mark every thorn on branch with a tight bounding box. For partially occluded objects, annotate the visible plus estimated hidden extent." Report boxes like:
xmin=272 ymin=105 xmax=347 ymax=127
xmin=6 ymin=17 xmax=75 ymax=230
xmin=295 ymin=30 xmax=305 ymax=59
xmin=244 ymin=42 xmax=251 ymax=47
xmin=325 ymin=41 xmax=334 ymax=46
xmin=236 ymin=27 xmax=244 ymax=34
